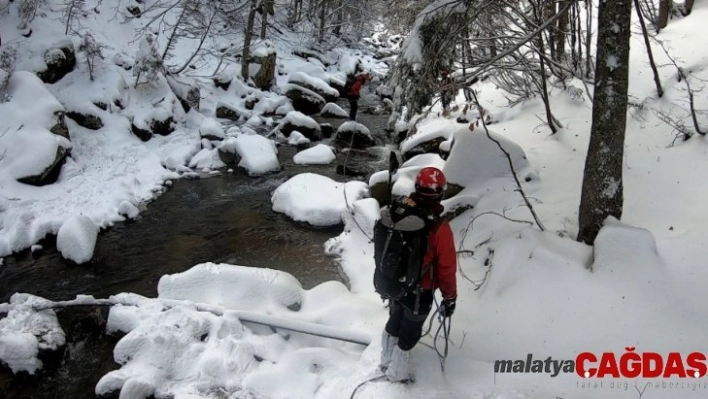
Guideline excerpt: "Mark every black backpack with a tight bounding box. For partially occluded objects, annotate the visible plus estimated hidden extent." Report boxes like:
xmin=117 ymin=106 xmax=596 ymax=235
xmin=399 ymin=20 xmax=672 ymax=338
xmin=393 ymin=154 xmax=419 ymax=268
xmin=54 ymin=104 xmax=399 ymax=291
xmin=373 ymin=197 xmax=430 ymax=301
xmin=342 ymin=76 xmax=357 ymax=98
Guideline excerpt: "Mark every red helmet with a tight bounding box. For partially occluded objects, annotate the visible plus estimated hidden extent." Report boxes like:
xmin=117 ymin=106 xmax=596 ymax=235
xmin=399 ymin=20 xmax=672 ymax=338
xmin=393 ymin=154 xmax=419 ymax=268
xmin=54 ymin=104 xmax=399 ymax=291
xmin=415 ymin=167 xmax=447 ymax=199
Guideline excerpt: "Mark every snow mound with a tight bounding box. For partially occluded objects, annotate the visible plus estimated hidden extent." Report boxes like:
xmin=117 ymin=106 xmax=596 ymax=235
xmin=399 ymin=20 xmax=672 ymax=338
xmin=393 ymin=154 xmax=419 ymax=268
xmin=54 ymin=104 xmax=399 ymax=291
xmin=443 ymin=124 xmax=528 ymax=188
xmin=0 ymin=294 xmax=65 ymax=374
xmin=158 ymin=263 xmax=303 ymax=311
xmin=271 ymin=173 xmax=369 ymax=226
xmin=320 ymin=103 xmax=349 ymax=118
xmin=293 ymin=144 xmax=336 ymax=165
xmin=56 ymin=215 xmax=99 ymax=264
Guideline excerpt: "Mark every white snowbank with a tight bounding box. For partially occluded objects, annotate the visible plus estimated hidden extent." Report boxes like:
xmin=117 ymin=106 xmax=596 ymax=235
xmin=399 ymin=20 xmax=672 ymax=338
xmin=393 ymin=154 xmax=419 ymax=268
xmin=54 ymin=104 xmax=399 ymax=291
xmin=56 ymin=215 xmax=99 ymax=264
xmin=94 ymin=263 xmax=383 ymax=399
xmin=293 ymin=145 xmax=336 ymax=165
xmin=271 ymin=173 xmax=369 ymax=226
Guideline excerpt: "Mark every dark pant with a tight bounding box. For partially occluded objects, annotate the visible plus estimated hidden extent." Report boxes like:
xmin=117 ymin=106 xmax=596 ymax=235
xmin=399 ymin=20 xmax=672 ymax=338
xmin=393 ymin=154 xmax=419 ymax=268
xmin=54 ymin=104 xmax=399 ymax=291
xmin=385 ymin=290 xmax=434 ymax=351
xmin=349 ymin=98 xmax=358 ymax=120
xmin=441 ymin=92 xmax=451 ymax=109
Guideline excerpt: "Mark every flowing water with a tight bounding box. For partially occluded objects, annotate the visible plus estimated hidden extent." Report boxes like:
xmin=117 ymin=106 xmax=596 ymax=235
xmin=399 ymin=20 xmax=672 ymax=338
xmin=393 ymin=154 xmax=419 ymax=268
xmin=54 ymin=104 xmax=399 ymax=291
xmin=0 ymin=98 xmax=392 ymax=398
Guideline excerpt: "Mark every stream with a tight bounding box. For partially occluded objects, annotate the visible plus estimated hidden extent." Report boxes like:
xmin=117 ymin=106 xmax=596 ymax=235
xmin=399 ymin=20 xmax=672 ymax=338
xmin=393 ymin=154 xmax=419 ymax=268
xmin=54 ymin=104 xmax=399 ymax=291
xmin=0 ymin=97 xmax=392 ymax=398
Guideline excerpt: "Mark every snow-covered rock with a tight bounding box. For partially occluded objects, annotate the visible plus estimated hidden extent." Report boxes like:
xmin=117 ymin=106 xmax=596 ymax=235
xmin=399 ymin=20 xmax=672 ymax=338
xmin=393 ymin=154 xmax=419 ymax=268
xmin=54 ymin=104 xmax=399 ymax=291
xmin=293 ymin=144 xmax=336 ymax=165
xmin=219 ymin=135 xmax=279 ymax=175
xmin=369 ymin=153 xmax=446 ymax=204
xmin=189 ymin=148 xmax=226 ymax=170
xmin=400 ymin=118 xmax=457 ymax=160
xmin=56 ymin=215 xmax=99 ymax=264
xmin=287 ymin=131 xmax=311 ymax=146
xmin=0 ymin=71 xmax=72 ymax=185
xmin=271 ymin=173 xmax=369 ymax=226
xmin=35 ymin=39 xmax=77 ymax=84
xmin=276 ymin=110 xmax=322 ymax=141
xmin=288 ymin=72 xmax=340 ymax=102
xmin=215 ymin=101 xmax=243 ymax=121
xmin=199 ymin=118 xmax=225 ymax=141
xmin=158 ymin=263 xmax=304 ymax=311
xmin=320 ymin=103 xmax=349 ymax=118
xmin=127 ymin=75 xmax=180 ymax=141
xmin=334 ymin=121 xmax=375 ymax=149
xmin=284 ymin=84 xmax=326 ymax=115
xmin=0 ymin=294 xmax=65 ymax=374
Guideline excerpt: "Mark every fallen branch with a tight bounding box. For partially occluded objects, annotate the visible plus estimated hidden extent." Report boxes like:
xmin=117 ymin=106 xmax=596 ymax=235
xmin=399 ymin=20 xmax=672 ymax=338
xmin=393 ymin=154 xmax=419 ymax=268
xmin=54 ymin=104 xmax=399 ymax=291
xmin=4 ymin=295 xmax=373 ymax=346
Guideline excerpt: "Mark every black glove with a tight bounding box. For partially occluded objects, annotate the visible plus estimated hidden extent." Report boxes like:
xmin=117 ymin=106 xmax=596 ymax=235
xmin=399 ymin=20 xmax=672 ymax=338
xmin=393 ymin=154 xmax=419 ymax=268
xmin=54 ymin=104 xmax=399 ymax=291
xmin=440 ymin=298 xmax=456 ymax=317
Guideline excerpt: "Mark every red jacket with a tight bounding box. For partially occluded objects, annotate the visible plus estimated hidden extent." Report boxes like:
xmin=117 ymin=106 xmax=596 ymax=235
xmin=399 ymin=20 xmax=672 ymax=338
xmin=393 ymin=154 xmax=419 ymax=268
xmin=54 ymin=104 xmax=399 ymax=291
xmin=348 ymin=79 xmax=363 ymax=99
xmin=419 ymin=219 xmax=457 ymax=300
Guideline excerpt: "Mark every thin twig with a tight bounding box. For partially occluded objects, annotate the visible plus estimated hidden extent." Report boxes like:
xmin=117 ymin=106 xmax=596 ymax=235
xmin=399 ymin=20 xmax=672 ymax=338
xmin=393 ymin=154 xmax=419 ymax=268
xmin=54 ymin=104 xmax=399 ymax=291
xmin=470 ymin=91 xmax=546 ymax=231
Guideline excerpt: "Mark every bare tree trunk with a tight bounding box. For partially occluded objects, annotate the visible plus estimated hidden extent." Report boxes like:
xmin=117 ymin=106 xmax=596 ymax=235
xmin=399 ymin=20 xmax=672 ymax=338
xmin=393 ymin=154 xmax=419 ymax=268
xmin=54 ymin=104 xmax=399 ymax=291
xmin=585 ymin=0 xmax=593 ymax=78
xmin=684 ymin=0 xmax=695 ymax=15
xmin=571 ymin=1 xmax=582 ymax=72
xmin=534 ymin=3 xmax=558 ymax=134
xmin=555 ymin=0 xmax=570 ymax=61
xmin=260 ymin=0 xmax=268 ymax=39
xmin=633 ymin=0 xmax=663 ymax=97
xmin=241 ymin=0 xmax=258 ymax=80
xmin=543 ymin=0 xmax=557 ymax=61
xmin=577 ymin=0 xmax=632 ymax=245
xmin=333 ymin=0 xmax=343 ymax=36
xmin=318 ymin=0 xmax=326 ymax=43
xmin=658 ymin=0 xmax=672 ymax=29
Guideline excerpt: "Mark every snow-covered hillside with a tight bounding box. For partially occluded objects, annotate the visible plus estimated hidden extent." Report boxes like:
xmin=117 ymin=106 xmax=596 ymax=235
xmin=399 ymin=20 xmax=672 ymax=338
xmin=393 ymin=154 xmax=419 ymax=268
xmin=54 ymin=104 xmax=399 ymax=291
xmin=0 ymin=0 xmax=389 ymax=259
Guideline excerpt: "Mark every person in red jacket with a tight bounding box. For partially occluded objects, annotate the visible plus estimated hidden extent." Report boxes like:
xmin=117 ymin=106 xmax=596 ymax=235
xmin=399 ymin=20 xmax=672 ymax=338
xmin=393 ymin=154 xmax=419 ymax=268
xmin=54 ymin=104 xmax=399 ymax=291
xmin=346 ymin=73 xmax=370 ymax=120
xmin=380 ymin=167 xmax=457 ymax=383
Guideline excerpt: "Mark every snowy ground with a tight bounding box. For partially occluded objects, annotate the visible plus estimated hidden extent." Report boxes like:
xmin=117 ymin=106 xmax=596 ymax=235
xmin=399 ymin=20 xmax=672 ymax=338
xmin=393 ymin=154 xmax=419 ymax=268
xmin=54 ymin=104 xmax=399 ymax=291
xmin=2 ymin=1 xmax=708 ymax=399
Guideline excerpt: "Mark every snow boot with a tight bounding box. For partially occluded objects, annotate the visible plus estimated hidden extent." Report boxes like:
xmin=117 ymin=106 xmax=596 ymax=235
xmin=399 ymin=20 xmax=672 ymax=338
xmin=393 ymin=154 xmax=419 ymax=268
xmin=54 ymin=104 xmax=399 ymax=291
xmin=379 ymin=331 xmax=398 ymax=371
xmin=385 ymin=345 xmax=412 ymax=383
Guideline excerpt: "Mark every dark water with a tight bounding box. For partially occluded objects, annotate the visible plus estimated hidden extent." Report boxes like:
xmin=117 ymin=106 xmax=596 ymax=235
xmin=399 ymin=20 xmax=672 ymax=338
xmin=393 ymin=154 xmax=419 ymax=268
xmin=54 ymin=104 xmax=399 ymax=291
xmin=0 ymin=101 xmax=391 ymax=398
